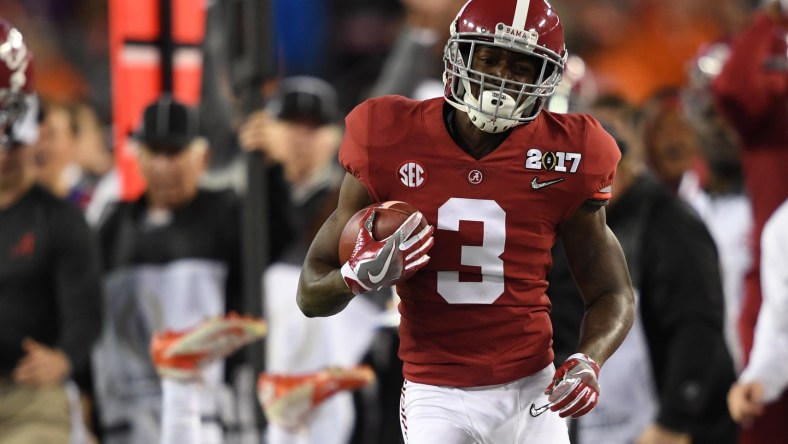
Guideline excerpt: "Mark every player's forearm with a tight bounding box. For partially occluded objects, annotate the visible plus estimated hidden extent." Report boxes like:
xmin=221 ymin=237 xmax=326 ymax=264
xmin=561 ymin=209 xmax=636 ymax=366
xmin=576 ymin=289 xmax=635 ymax=366
xmin=297 ymin=259 xmax=356 ymax=317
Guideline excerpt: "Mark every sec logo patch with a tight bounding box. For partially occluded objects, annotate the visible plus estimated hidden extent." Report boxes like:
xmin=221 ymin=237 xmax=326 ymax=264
xmin=398 ymin=162 xmax=427 ymax=188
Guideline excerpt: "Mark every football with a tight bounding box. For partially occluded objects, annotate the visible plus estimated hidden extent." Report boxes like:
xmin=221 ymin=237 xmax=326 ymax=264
xmin=338 ymin=201 xmax=425 ymax=264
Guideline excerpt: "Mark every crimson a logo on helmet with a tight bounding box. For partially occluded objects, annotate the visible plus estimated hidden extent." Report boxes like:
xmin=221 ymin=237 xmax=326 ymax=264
xmin=398 ymin=162 xmax=427 ymax=189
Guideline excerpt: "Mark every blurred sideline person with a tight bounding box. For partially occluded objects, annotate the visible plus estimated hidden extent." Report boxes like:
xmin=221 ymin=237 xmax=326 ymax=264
xmin=31 ymin=100 xmax=76 ymax=199
xmin=0 ymin=18 xmax=102 ymax=444
xmin=680 ymin=43 xmax=752 ymax=369
xmin=639 ymin=88 xmax=752 ymax=372
xmin=92 ymin=97 xmax=258 ymax=444
xmin=549 ymin=96 xmax=736 ymax=444
xmin=639 ymin=84 xmax=751 ymax=374
xmin=711 ymin=2 xmax=788 ymax=442
xmin=32 ymin=99 xmax=100 ymax=211
xmin=727 ymin=198 xmax=788 ymax=426
xmin=32 ymin=99 xmax=112 ymax=217
xmin=296 ymin=1 xmax=636 ymax=443
xmin=239 ymin=76 xmax=380 ymax=444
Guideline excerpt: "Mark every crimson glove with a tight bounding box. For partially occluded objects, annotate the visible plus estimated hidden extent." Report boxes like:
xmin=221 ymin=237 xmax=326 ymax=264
xmin=340 ymin=209 xmax=434 ymax=295
xmin=545 ymin=353 xmax=601 ymax=418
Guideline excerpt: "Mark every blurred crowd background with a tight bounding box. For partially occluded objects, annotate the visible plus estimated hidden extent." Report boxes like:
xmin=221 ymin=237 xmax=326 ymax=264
xmin=1 ymin=0 xmax=786 ymax=443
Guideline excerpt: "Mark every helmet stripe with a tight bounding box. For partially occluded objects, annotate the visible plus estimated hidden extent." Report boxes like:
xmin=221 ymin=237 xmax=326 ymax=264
xmin=512 ymin=0 xmax=531 ymax=30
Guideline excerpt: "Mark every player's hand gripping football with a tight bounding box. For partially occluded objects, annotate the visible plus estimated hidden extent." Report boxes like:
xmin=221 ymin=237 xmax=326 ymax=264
xmin=545 ymin=353 xmax=601 ymax=418
xmin=340 ymin=208 xmax=434 ymax=295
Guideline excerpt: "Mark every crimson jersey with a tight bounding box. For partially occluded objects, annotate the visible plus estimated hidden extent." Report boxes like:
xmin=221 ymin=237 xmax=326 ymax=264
xmin=339 ymin=96 xmax=620 ymax=387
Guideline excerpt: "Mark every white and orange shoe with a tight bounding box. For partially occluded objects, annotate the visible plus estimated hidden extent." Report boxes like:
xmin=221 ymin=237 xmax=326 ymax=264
xmin=151 ymin=313 xmax=267 ymax=380
xmin=257 ymin=365 xmax=375 ymax=429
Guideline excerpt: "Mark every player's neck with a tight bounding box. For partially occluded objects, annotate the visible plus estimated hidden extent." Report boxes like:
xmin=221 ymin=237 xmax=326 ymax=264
xmin=445 ymin=105 xmax=511 ymax=160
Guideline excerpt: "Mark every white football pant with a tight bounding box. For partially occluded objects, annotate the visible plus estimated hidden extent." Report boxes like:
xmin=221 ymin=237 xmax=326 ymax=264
xmin=400 ymin=364 xmax=569 ymax=444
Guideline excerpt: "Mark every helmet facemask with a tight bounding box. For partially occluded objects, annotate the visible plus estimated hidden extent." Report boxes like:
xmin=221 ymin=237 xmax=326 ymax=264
xmin=0 ymin=91 xmax=29 ymax=147
xmin=444 ymin=23 xmax=565 ymax=133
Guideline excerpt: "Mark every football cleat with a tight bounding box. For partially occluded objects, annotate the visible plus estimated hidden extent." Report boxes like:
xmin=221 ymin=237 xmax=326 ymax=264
xmin=150 ymin=313 xmax=266 ymax=380
xmin=257 ymin=365 xmax=375 ymax=429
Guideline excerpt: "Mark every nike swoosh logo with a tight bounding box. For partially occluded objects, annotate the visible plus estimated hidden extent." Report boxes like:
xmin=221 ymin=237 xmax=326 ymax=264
xmin=529 ymin=403 xmax=550 ymax=417
xmin=368 ymin=242 xmax=396 ymax=284
xmin=531 ymin=177 xmax=564 ymax=189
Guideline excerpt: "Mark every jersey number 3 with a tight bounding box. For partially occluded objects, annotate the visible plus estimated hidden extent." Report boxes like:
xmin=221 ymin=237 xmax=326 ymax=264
xmin=436 ymin=198 xmax=505 ymax=304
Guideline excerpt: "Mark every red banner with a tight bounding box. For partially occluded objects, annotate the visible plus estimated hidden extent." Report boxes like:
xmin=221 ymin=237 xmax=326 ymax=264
xmin=109 ymin=0 xmax=205 ymax=200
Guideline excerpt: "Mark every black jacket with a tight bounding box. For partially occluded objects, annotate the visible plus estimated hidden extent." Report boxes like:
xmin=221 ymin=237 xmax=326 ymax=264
xmin=0 ymin=185 xmax=102 ymax=381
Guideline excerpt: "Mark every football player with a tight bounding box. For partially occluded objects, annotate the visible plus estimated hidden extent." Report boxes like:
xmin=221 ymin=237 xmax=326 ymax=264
xmin=296 ymin=0 xmax=636 ymax=442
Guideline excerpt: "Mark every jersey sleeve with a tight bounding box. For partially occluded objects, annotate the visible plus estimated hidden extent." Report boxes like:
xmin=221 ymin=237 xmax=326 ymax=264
xmin=338 ymin=100 xmax=377 ymax=198
xmin=583 ymin=117 xmax=621 ymax=204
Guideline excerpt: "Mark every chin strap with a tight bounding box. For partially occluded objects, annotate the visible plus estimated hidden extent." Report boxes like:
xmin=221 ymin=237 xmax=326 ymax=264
xmin=458 ymin=75 xmax=536 ymax=133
